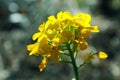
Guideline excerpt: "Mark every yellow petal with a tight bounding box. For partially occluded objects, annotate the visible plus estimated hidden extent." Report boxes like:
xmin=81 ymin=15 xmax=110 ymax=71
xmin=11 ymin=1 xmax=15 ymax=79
xmin=52 ymin=38 xmax=60 ymax=45
xmin=90 ymin=26 xmax=100 ymax=32
xmin=48 ymin=16 xmax=56 ymax=21
xmin=57 ymin=11 xmax=63 ymax=20
xmin=29 ymin=46 xmax=39 ymax=55
xmin=98 ymin=52 xmax=108 ymax=59
xmin=74 ymin=13 xmax=91 ymax=23
xmin=57 ymin=11 xmax=72 ymax=21
xmin=27 ymin=43 xmax=39 ymax=55
xmin=38 ymin=23 xmax=46 ymax=31
xmin=27 ymin=44 xmax=36 ymax=51
xmin=32 ymin=32 xmax=41 ymax=40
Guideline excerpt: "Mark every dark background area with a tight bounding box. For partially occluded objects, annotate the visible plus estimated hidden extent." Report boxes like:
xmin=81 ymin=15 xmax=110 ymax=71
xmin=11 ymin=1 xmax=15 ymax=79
xmin=0 ymin=0 xmax=120 ymax=80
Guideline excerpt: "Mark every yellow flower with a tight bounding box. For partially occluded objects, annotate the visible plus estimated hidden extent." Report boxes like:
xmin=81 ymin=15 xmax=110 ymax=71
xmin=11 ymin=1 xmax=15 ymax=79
xmin=47 ymin=46 xmax=60 ymax=62
xmin=52 ymin=38 xmax=60 ymax=46
xmin=80 ymin=26 xmax=99 ymax=36
xmin=27 ymin=11 xmax=100 ymax=72
xmin=32 ymin=23 xmax=46 ymax=41
xmin=45 ymin=16 xmax=59 ymax=30
xmin=60 ymin=30 xmax=74 ymax=43
xmin=57 ymin=11 xmax=74 ymax=29
xmin=98 ymin=51 xmax=108 ymax=59
xmin=73 ymin=13 xmax=91 ymax=27
xmin=46 ymin=29 xmax=57 ymax=40
xmin=38 ymin=23 xmax=46 ymax=32
xmin=57 ymin=11 xmax=72 ymax=21
xmin=27 ymin=43 xmax=39 ymax=55
xmin=38 ymin=36 xmax=52 ymax=55
xmin=89 ymin=26 xmax=100 ymax=32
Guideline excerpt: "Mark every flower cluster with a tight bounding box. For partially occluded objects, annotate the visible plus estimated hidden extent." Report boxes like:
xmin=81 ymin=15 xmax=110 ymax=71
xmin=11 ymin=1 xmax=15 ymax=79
xmin=27 ymin=11 xmax=107 ymax=72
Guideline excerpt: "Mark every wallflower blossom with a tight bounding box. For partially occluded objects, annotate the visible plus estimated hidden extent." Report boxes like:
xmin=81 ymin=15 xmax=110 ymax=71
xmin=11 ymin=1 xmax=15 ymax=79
xmin=27 ymin=11 xmax=102 ymax=71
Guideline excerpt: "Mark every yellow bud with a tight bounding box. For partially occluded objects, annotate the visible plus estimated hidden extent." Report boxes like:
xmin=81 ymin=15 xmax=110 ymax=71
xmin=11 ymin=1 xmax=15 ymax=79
xmin=39 ymin=57 xmax=47 ymax=72
xmin=79 ymin=41 xmax=88 ymax=50
xmin=98 ymin=52 xmax=108 ymax=59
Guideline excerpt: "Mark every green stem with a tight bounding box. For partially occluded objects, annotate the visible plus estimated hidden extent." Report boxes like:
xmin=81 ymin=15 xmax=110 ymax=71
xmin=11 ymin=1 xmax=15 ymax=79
xmin=67 ymin=42 xmax=79 ymax=80
xmin=59 ymin=60 xmax=71 ymax=63
xmin=78 ymin=62 xmax=85 ymax=68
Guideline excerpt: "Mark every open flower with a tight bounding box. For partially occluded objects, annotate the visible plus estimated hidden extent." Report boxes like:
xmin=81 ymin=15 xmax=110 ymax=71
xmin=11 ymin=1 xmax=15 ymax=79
xmin=27 ymin=43 xmax=39 ymax=55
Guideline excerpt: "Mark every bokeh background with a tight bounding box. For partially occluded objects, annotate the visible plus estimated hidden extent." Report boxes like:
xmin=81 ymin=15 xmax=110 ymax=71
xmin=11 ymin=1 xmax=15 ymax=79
xmin=0 ymin=0 xmax=120 ymax=80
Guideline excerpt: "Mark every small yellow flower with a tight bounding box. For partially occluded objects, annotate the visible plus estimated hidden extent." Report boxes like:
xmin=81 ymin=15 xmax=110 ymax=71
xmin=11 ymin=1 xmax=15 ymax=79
xmin=52 ymin=38 xmax=60 ymax=45
xmin=27 ymin=43 xmax=39 ymax=55
xmin=38 ymin=37 xmax=52 ymax=55
xmin=57 ymin=11 xmax=72 ymax=22
xmin=46 ymin=29 xmax=57 ymax=40
xmin=45 ymin=17 xmax=59 ymax=30
xmin=32 ymin=32 xmax=41 ymax=40
xmin=32 ymin=24 xmax=47 ymax=42
xmin=98 ymin=51 xmax=108 ymax=59
xmin=60 ymin=30 xmax=74 ymax=43
xmin=38 ymin=23 xmax=46 ymax=32
xmin=47 ymin=46 xmax=60 ymax=62
xmin=74 ymin=13 xmax=91 ymax=23
xmin=73 ymin=13 xmax=91 ymax=27
xmin=90 ymin=26 xmax=100 ymax=32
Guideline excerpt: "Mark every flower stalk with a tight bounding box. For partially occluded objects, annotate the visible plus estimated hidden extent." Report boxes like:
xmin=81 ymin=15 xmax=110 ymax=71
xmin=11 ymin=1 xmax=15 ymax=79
xmin=66 ymin=42 xmax=79 ymax=80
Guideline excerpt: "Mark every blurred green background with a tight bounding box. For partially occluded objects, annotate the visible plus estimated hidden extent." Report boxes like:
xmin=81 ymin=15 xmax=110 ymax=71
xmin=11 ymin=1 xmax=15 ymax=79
xmin=0 ymin=0 xmax=120 ymax=80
